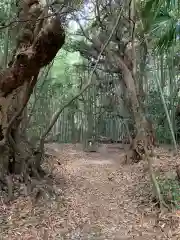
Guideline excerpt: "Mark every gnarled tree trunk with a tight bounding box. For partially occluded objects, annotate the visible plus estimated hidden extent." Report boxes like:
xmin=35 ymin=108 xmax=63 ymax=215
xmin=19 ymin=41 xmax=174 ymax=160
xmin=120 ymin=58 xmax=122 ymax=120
xmin=116 ymin=54 xmax=155 ymax=160
xmin=110 ymin=52 xmax=167 ymax=208
xmin=0 ymin=0 xmax=65 ymax=189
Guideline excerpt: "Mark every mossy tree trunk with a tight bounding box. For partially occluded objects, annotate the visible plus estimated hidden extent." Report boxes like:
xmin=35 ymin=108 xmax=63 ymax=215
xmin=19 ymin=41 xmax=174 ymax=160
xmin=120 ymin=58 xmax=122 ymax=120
xmin=0 ymin=0 xmax=65 ymax=185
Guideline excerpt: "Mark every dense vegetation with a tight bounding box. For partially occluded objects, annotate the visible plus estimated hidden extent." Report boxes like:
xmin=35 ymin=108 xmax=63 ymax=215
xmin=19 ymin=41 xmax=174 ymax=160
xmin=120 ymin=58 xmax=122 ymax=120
xmin=0 ymin=0 xmax=180 ymax=208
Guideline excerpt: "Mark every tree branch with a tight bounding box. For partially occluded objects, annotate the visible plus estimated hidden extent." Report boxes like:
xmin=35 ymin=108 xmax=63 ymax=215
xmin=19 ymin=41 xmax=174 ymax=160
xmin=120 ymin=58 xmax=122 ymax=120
xmin=27 ymin=62 xmax=53 ymax=126
xmin=39 ymin=6 xmax=124 ymax=150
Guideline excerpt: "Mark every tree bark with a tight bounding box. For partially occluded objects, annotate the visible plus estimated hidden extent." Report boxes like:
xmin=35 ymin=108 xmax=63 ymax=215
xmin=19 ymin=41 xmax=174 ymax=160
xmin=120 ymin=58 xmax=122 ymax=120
xmin=103 ymin=48 xmax=155 ymax=159
xmin=0 ymin=0 xmax=65 ymax=188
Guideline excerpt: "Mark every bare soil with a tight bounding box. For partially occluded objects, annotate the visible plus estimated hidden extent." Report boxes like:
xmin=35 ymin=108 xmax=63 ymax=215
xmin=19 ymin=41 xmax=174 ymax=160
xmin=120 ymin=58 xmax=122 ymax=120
xmin=1 ymin=143 xmax=180 ymax=239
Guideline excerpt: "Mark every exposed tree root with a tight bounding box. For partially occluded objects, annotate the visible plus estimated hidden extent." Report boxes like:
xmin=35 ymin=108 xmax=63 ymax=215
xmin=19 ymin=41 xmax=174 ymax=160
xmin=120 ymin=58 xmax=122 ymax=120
xmin=0 ymin=129 xmax=47 ymax=201
xmin=124 ymin=124 xmax=155 ymax=163
xmin=0 ymin=172 xmax=57 ymax=204
xmin=0 ymin=149 xmax=55 ymax=202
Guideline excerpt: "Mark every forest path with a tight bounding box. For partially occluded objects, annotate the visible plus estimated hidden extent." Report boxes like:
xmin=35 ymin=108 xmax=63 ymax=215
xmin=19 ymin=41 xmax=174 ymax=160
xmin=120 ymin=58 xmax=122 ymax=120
xmin=2 ymin=143 xmax=180 ymax=239
xmin=45 ymin=143 xmax=180 ymax=239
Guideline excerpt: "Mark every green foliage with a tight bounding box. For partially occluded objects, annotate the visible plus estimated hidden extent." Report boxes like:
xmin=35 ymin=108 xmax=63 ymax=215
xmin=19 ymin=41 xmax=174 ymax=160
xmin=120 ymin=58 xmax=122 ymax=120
xmin=27 ymin=45 xmax=84 ymax=139
xmin=156 ymin=125 xmax=172 ymax=144
xmin=147 ymin=90 xmax=174 ymax=143
xmin=141 ymin=0 xmax=180 ymax=52
xmin=158 ymin=175 xmax=180 ymax=208
xmin=0 ymin=0 xmax=177 ymax=146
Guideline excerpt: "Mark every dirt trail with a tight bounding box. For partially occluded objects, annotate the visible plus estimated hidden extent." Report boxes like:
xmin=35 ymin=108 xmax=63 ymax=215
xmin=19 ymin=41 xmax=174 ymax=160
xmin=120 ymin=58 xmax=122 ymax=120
xmin=1 ymin=143 xmax=180 ymax=239
xmin=46 ymin=143 xmax=180 ymax=239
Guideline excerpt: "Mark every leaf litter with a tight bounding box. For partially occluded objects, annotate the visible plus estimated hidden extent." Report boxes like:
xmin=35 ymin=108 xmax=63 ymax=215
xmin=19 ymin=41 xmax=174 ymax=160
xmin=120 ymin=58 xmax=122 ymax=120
xmin=1 ymin=143 xmax=180 ymax=239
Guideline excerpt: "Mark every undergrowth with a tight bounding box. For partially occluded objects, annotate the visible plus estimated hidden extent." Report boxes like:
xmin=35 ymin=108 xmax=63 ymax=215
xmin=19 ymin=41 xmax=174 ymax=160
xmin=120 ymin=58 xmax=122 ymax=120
xmin=157 ymin=175 xmax=180 ymax=209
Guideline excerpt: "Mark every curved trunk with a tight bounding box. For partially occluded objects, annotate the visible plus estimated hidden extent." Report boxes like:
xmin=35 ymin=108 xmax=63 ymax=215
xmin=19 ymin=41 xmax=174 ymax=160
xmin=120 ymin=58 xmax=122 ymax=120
xmin=0 ymin=0 xmax=65 ymax=192
xmin=107 ymin=51 xmax=166 ymax=207
xmin=115 ymin=54 xmax=155 ymax=159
